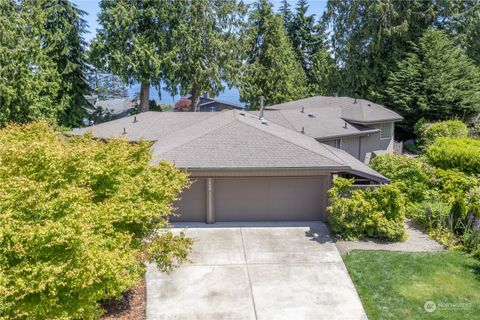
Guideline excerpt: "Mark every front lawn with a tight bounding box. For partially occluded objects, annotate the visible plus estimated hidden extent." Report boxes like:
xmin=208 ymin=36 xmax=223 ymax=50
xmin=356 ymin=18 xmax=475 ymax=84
xmin=344 ymin=251 xmax=480 ymax=320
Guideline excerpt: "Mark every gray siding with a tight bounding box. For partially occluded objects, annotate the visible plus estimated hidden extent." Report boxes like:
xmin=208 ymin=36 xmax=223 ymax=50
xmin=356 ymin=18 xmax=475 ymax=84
xmin=318 ymin=137 xmax=360 ymax=160
xmin=360 ymin=123 xmax=394 ymax=161
xmin=318 ymin=121 xmax=395 ymax=161
xmin=342 ymin=137 xmax=360 ymax=160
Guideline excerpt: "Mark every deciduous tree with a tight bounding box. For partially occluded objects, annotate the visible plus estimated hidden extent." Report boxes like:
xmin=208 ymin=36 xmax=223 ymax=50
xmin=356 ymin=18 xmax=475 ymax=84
xmin=0 ymin=122 xmax=192 ymax=319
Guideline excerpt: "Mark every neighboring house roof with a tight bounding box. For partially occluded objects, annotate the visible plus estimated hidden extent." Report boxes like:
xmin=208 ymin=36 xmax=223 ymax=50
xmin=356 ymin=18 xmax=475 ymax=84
xmin=266 ymin=96 xmax=403 ymax=125
xmin=95 ymin=98 xmax=135 ymax=116
xmin=71 ymin=110 xmax=388 ymax=183
xmin=175 ymin=95 xmax=245 ymax=111
xmin=251 ymin=108 xmax=380 ymax=140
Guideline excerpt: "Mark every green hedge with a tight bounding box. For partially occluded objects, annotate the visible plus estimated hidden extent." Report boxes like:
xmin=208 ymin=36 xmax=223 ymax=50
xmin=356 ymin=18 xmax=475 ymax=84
xmin=419 ymin=120 xmax=469 ymax=146
xmin=426 ymin=137 xmax=480 ymax=174
xmin=327 ymin=178 xmax=406 ymax=241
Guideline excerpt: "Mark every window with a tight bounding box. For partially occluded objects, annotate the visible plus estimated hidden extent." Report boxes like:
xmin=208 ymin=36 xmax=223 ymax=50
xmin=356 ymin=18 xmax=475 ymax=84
xmin=334 ymin=138 xmax=343 ymax=149
xmin=379 ymin=122 xmax=393 ymax=139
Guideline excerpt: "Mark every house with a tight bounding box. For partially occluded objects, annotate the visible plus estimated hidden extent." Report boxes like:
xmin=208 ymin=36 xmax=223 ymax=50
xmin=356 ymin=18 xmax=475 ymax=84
xmin=85 ymin=95 xmax=136 ymax=119
xmin=175 ymin=93 xmax=245 ymax=112
xmin=71 ymin=109 xmax=387 ymax=223
xmin=257 ymin=96 xmax=403 ymax=162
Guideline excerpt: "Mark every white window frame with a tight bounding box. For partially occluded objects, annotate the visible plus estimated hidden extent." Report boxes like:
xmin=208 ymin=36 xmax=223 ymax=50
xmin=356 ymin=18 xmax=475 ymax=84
xmin=334 ymin=138 xmax=343 ymax=149
xmin=379 ymin=122 xmax=394 ymax=140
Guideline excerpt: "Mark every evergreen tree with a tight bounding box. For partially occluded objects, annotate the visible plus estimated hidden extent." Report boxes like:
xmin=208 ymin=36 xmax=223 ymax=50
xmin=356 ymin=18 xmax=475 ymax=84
xmin=279 ymin=0 xmax=292 ymax=31
xmin=384 ymin=29 xmax=480 ymax=126
xmin=38 ymin=0 xmax=91 ymax=127
xmin=162 ymin=0 xmax=246 ymax=111
xmin=290 ymin=0 xmax=324 ymax=80
xmin=240 ymin=0 xmax=308 ymax=109
xmin=0 ymin=0 xmax=61 ymax=127
xmin=91 ymin=0 xmax=167 ymax=112
xmin=323 ymin=0 xmax=437 ymax=99
xmin=310 ymin=49 xmax=339 ymax=96
xmin=436 ymin=0 xmax=480 ymax=66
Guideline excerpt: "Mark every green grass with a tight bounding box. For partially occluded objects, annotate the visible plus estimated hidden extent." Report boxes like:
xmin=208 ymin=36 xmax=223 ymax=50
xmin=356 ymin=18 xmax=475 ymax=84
xmin=343 ymin=251 xmax=480 ymax=320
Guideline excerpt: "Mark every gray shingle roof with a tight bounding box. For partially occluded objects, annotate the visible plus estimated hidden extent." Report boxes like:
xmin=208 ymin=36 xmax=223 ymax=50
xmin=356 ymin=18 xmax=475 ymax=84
xmin=71 ymin=111 xmax=219 ymax=141
xmin=251 ymin=108 xmax=379 ymax=140
xmin=266 ymin=96 xmax=403 ymax=125
xmin=70 ymin=110 xmax=388 ymax=183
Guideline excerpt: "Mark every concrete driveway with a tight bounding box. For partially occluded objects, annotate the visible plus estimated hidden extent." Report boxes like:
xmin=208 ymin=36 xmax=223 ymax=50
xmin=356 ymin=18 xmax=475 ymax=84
xmin=146 ymin=222 xmax=367 ymax=320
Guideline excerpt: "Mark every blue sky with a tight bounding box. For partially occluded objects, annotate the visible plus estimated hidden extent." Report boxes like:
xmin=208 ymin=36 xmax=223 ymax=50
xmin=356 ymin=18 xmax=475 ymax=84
xmin=73 ymin=0 xmax=327 ymax=104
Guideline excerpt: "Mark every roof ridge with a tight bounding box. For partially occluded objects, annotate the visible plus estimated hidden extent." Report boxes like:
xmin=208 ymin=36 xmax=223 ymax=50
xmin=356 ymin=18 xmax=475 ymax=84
xmin=151 ymin=111 xmax=236 ymax=156
xmin=238 ymin=111 xmax=348 ymax=167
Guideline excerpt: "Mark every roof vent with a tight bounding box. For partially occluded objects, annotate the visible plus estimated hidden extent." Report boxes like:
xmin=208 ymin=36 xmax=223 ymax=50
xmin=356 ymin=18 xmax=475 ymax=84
xmin=301 ymin=127 xmax=305 ymax=134
xmin=261 ymin=118 xmax=268 ymax=125
xmin=122 ymin=127 xmax=127 ymax=135
xmin=133 ymin=116 xmax=138 ymax=123
xmin=259 ymin=96 xmax=264 ymax=119
xmin=354 ymin=98 xmax=357 ymax=104
xmin=239 ymin=111 xmax=246 ymax=116
xmin=344 ymin=122 xmax=348 ymax=129
xmin=301 ymin=107 xmax=305 ymax=113
xmin=368 ymin=103 xmax=371 ymax=107
xmin=308 ymin=113 xmax=315 ymax=118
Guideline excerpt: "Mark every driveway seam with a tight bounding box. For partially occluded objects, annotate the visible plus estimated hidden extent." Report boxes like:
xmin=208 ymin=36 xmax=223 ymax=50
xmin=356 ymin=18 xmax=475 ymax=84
xmin=240 ymin=227 xmax=258 ymax=320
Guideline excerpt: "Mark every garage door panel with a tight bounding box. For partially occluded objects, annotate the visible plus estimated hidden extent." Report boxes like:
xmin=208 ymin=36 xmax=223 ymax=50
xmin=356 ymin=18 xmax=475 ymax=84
xmin=171 ymin=179 xmax=206 ymax=222
xmin=215 ymin=177 xmax=327 ymax=222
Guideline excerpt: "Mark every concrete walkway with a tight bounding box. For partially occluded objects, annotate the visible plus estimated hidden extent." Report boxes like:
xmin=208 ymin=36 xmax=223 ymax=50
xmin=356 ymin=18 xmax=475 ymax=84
xmin=335 ymin=219 xmax=444 ymax=255
xmin=146 ymin=222 xmax=367 ymax=320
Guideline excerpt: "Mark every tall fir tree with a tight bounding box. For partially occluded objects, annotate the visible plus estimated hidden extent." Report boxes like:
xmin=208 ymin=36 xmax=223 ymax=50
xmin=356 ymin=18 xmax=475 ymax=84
xmin=91 ymin=0 xmax=167 ymax=112
xmin=0 ymin=0 xmax=61 ymax=127
xmin=289 ymin=0 xmax=325 ymax=80
xmin=162 ymin=0 xmax=246 ymax=111
xmin=279 ymin=0 xmax=292 ymax=32
xmin=38 ymin=0 xmax=91 ymax=127
xmin=384 ymin=29 xmax=480 ymax=126
xmin=240 ymin=0 xmax=308 ymax=109
xmin=323 ymin=0 xmax=437 ymax=100
xmin=435 ymin=0 xmax=480 ymax=66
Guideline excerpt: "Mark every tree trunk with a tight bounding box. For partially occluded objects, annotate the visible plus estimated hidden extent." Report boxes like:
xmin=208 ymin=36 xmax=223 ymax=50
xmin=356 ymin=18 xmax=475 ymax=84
xmin=191 ymin=84 xmax=201 ymax=112
xmin=140 ymin=81 xmax=150 ymax=112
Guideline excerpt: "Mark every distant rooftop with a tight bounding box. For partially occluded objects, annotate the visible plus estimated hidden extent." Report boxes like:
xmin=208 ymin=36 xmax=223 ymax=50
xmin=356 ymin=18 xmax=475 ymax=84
xmin=266 ymin=96 xmax=403 ymax=125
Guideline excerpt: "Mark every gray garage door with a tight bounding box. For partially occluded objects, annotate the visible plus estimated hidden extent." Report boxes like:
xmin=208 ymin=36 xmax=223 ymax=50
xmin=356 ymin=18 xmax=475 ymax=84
xmin=171 ymin=179 xmax=206 ymax=222
xmin=215 ymin=177 xmax=328 ymax=222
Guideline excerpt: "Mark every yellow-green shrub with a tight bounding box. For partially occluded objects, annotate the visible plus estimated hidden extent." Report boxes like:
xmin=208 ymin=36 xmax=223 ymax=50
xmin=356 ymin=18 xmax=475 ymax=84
xmin=327 ymin=178 xmax=406 ymax=241
xmin=0 ymin=122 xmax=192 ymax=319
xmin=426 ymin=137 xmax=480 ymax=174
xmin=419 ymin=120 xmax=469 ymax=146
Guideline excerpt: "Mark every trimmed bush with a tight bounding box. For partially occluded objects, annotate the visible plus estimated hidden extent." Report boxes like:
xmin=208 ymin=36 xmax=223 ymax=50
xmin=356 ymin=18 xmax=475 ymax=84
xmin=426 ymin=137 xmax=480 ymax=174
xmin=419 ymin=120 xmax=469 ymax=146
xmin=370 ymin=154 xmax=433 ymax=203
xmin=0 ymin=122 xmax=192 ymax=319
xmin=327 ymin=178 xmax=406 ymax=241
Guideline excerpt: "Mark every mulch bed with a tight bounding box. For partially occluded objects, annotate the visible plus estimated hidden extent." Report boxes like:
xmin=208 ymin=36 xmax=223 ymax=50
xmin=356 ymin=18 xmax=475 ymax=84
xmin=101 ymin=279 xmax=146 ymax=320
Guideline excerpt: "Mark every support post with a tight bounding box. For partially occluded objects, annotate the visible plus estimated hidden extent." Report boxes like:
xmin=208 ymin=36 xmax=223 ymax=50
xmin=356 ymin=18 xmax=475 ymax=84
xmin=206 ymin=178 xmax=215 ymax=224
